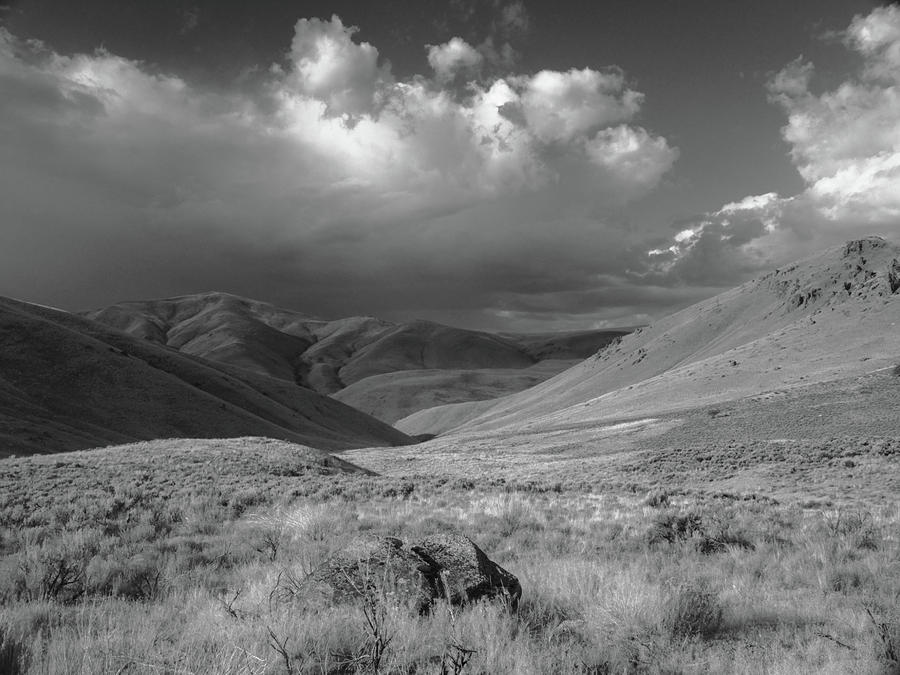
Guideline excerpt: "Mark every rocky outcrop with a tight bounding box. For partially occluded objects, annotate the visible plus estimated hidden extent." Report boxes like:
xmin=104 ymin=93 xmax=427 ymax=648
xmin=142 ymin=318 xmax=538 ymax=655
xmin=889 ymin=258 xmax=900 ymax=294
xmin=412 ymin=534 xmax=522 ymax=607
xmin=843 ymin=236 xmax=886 ymax=258
xmin=299 ymin=534 xmax=520 ymax=613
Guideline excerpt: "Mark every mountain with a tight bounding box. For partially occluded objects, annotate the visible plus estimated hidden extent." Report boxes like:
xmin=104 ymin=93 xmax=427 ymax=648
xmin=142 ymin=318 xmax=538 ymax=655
xmin=83 ymin=294 xmax=537 ymax=390
xmin=398 ymin=236 xmax=900 ymax=436
xmin=331 ymin=360 xmax=575 ymax=424
xmin=84 ymin=293 xmax=627 ymax=422
xmin=499 ymin=329 xmax=633 ymax=360
xmin=0 ymin=297 xmax=411 ymax=458
xmin=83 ymin=293 xmax=324 ymax=384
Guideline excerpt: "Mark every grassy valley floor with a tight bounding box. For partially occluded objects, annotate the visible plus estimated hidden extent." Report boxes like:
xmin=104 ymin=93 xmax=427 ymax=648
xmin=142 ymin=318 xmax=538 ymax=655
xmin=1 ymin=431 xmax=899 ymax=674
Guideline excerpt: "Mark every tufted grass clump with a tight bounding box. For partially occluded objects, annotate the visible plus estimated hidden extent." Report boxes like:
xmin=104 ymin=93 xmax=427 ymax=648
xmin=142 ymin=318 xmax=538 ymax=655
xmin=644 ymin=488 xmax=670 ymax=508
xmin=866 ymin=606 xmax=900 ymax=674
xmin=0 ymin=623 xmax=29 ymax=675
xmin=659 ymin=581 xmax=724 ymax=639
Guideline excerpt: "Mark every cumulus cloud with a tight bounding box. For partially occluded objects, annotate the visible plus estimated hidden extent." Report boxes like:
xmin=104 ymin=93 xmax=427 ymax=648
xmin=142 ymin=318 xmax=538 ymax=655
xmin=427 ymin=37 xmax=483 ymax=81
xmin=848 ymin=6 xmax=900 ymax=76
xmin=285 ymin=15 xmax=387 ymax=115
xmin=645 ymin=5 xmax=900 ymax=286
xmin=585 ymin=125 xmax=678 ymax=199
xmin=645 ymin=193 xmax=784 ymax=284
xmin=513 ymin=68 xmax=643 ymax=143
xmin=0 ymin=16 xmax=677 ymax=330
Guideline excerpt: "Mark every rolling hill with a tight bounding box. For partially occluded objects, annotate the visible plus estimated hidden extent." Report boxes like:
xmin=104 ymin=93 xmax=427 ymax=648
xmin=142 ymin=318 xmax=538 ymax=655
xmin=331 ymin=360 xmax=577 ymax=424
xmin=398 ymin=236 xmax=900 ymax=436
xmin=0 ymin=297 xmax=412 ymax=457
xmin=84 ymin=293 xmax=627 ymax=422
xmin=83 ymin=295 xmax=537 ymax=391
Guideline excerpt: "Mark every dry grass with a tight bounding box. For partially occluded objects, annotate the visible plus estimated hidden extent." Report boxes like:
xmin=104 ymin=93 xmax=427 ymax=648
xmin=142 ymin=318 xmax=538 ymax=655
xmin=1 ymin=438 xmax=900 ymax=673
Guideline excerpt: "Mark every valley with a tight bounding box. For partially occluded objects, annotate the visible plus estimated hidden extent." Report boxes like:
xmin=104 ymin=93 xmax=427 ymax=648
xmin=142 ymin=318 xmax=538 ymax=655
xmin=1 ymin=237 xmax=899 ymax=674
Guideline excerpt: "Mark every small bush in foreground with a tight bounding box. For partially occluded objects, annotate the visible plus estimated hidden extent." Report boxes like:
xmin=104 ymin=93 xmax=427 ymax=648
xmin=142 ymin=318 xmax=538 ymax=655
xmin=646 ymin=511 xmax=703 ymax=546
xmin=660 ymin=581 xmax=724 ymax=639
xmin=0 ymin=624 xmax=28 ymax=675
xmin=826 ymin=563 xmax=873 ymax=594
xmin=644 ymin=489 xmax=670 ymax=508
xmin=697 ymin=523 xmax=755 ymax=554
xmin=867 ymin=606 xmax=900 ymax=674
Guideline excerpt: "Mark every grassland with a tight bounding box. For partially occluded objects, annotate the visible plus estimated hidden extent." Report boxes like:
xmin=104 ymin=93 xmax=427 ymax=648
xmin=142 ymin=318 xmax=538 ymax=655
xmin=1 ymin=434 xmax=899 ymax=674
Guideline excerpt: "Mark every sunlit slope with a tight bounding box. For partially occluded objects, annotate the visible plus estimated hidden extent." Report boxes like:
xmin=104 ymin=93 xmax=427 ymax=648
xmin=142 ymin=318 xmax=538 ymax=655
xmin=400 ymin=237 xmax=900 ymax=435
xmin=333 ymin=360 xmax=577 ymax=424
xmin=85 ymin=294 xmax=629 ymax=421
xmin=84 ymin=294 xmax=534 ymax=391
xmin=83 ymin=292 xmax=323 ymax=384
xmin=0 ymin=297 xmax=411 ymax=457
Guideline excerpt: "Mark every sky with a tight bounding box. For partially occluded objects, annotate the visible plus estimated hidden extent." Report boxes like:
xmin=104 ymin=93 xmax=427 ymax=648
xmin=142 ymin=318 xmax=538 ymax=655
xmin=1 ymin=0 xmax=898 ymax=330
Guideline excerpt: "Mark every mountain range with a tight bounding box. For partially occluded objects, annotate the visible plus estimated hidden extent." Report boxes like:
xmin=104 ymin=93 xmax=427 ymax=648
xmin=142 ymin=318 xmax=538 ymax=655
xmin=83 ymin=294 xmax=626 ymax=423
xmin=3 ymin=236 xmax=897 ymax=459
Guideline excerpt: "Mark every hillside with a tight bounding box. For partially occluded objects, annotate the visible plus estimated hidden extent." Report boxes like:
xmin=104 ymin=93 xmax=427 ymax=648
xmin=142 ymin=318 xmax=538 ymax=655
xmin=500 ymin=328 xmax=632 ymax=360
xmin=332 ymin=360 xmax=576 ymax=424
xmin=0 ymin=297 xmax=412 ymax=457
xmin=84 ymin=293 xmax=627 ymax=421
xmin=399 ymin=236 xmax=900 ymax=436
xmin=83 ymin=295 xmax=536 ymax=391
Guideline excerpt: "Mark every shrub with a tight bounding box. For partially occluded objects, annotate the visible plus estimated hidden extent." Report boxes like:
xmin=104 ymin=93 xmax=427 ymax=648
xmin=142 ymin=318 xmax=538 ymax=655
xmin=86 ymin=553 xmax=162 ymax=600
xmin=644 ymin=489 xmax=670 ymax=508
xmin=821 ymin=509 xmax=881 ymax=550
xmin=0 ymin=547 xmax=88 ymax=604
xmin=646 ymin=511 xmax=703 ymax=546
xmin=0 ymin=624 xmax=29 ymax=675
xmin=866 ymin=606 xmax=900 ymax=674
xmin=228 ymin=490 xmax=267 ymax=518
xmin=660 ymin=581 xmax=724 ymax=639
xmin=697 ymin=531 xmax=754 ymax=555
xmin=696 ymin=520 xmax=755 ymax=554
xmin=825 ymin=564 xmax=873 ymax=593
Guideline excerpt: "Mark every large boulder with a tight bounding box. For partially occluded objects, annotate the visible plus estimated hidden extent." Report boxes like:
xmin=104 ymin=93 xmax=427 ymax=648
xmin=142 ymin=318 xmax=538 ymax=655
xmin=411 ymin=533 xmax=522 ymax=607
xmin=302 ymin=535 xmax=441 ymax=613
xmin=299 ymin=534 xmax=520 ymax=613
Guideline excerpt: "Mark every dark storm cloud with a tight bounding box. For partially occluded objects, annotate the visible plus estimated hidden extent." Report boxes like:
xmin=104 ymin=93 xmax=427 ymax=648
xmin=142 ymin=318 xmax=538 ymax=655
xmin=0 ymin=19 xmax=680 ymax=328
xmin=5 ymin=5 xmax=898 ymax=330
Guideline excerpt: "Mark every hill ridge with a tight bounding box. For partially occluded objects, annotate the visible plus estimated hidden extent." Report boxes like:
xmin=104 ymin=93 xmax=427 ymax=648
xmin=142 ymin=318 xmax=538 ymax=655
xmin=0 ymin=296 xmax=412 ymax=457
xmin=397 ymin=236 xmax=900 ymax=436
xmin=84 ymin=293 xmax=629 ymax=421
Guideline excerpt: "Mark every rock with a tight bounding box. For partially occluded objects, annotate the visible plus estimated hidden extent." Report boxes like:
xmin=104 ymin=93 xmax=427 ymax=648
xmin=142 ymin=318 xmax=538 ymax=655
xmin=411 ymin=533 xmax=522 ymax=607
xmin=843 ymin=236 xmax=886 ymax=258
xmin=300 ymin=533 xmax=521 ymax=613
xmin=303 ymin=535 xmax=442 ymax=613
xmin=889 ymin=258 xmax=900 ymax=294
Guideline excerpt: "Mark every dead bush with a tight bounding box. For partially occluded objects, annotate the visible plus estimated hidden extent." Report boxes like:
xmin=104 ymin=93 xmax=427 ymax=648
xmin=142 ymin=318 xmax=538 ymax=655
xmin=866 ymin=606 xmax=900 ymax=674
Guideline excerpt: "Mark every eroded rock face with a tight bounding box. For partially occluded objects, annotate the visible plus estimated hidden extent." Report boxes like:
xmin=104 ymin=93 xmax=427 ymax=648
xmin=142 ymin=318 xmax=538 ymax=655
xmin=843 ymin=236 xmax=886 ymax=258
xmin=411 ymin=533 xmax=522 ymax=607
xmin=300 ymin=534 xmax=520 ymax=613
xmin=889 ymin=258 xmax=900 ymax=294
